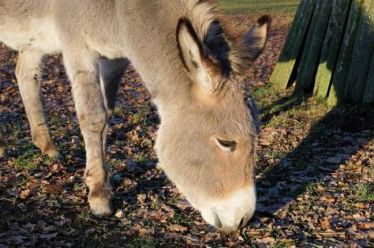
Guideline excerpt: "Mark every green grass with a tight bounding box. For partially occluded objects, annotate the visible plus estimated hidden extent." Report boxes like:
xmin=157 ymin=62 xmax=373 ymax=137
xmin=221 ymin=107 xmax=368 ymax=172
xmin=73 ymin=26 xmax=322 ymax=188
xmin=113 ymin=106 xmax=123 ymax=116
xmin=135 ymin=154 xmax=149 ymax=164
xmin=13 ymin=156 xmax=38 ymax=171
xmin=108 ymin=158 xmax=123 ymax=168
xmin=355 ymin=183 xmax=374 ymax=203
xmin=131 ymin=108 xmax=150 ymax=126
xmin=114 ymin=139 xmax=125 ymax=147
xmin=272 ymin=239 xmax=295 ymax=248
xmin=218 ymin=0 xmax=300 ymax=14
xmin=304 ymin=182 xmax=326 ymax=196
xmin=13 ymin=148 xmax=55 ymax=172
xmin=127 ymin=237 xmax=158 ymax=248
xmin=171 ymin=213 xmax=193 ymax=226
xmin=13 ymin=149 xmax=39 ymax=172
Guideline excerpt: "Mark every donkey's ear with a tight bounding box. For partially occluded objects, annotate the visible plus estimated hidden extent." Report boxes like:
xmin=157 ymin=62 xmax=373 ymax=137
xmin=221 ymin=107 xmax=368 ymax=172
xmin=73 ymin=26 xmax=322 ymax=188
xmin=242 ymin=15 xmax=271 ymax=61
xmin=177 ymin=18 xmax=222 ymax=95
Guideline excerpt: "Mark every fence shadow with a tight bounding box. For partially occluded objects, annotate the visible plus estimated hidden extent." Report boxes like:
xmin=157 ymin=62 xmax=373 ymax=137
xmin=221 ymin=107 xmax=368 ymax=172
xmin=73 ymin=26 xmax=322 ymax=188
xmin=254 ymin=96 xmax=374 ymax=218
xmin=254 ymin=0 xmax=374 ymax=221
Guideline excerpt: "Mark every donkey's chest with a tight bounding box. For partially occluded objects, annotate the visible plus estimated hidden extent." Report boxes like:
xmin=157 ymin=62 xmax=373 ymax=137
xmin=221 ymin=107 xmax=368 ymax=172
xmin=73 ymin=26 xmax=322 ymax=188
xmin=0 ymin=20 xmax=61 ymax=53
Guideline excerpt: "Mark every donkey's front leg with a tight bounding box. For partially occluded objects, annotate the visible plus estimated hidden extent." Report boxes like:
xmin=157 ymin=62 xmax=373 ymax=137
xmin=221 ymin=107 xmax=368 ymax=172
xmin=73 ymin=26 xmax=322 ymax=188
xmin=63 ymin=49 xmax=112 ymax=216
xmin=16 ymin=50 xmax=58 ymax=158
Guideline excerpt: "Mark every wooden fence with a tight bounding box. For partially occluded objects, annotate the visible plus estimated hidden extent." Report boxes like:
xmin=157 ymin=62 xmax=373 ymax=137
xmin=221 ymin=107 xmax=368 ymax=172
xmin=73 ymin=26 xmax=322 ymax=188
xmin=270 ymin=0 xmax=374 ymax=106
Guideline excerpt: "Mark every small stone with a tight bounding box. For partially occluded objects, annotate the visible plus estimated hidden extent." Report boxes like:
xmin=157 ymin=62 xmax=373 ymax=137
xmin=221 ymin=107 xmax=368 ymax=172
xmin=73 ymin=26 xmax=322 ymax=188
xmin=69 ymin=176 xmax=77 ymax=182
xmin=115 ymin=209 xmax=124 ymax=218
xmin=70 ymin=136 xmax=79 ymax=144
xmin=33 ymin=172 xmax=43 ymax=178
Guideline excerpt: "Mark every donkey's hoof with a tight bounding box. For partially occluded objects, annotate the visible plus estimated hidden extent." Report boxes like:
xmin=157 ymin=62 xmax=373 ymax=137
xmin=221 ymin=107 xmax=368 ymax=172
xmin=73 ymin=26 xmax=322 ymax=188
xmin=89 ymin=200 xmax=113 ymax=216
xmin=40 ymin=143 xmax=59 ymax=159
xmin=34 ymin=136 xmax=59 ymax=158
xmin=91 ymin=205 xmax=113 ymax=216
xmin=44 ymin=147 xmax=60 ymax=159
xmin=88 ymin=189 xmax=113 ymax=216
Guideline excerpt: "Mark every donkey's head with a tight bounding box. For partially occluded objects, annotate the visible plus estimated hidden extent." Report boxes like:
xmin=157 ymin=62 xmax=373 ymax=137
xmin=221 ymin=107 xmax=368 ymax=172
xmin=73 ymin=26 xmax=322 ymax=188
xmin=155 ymin=14 xmax=270 ymax=232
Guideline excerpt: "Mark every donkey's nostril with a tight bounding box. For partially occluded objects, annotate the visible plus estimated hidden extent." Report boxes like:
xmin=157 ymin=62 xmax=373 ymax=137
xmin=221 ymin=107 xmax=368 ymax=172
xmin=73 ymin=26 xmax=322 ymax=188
xmin=200 ymin=186 xmax=256 ymax=231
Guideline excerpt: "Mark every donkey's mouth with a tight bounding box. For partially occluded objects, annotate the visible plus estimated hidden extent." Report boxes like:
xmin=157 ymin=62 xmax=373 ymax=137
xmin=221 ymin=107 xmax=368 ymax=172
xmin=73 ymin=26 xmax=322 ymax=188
xmin=198 ymin=186 xmax=256 ymax=231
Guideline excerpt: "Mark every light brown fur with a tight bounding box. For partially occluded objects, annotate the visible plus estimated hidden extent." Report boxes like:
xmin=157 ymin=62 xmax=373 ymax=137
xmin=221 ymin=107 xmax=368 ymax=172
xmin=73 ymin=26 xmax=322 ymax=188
xmin=0 ymin=0 xmax=269 ymax=230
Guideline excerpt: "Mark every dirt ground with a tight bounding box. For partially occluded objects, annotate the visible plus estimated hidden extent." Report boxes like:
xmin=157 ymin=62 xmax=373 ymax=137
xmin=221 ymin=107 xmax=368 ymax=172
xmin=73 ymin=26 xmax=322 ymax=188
xmin=0 ymin=13 xmax=373 ymax=247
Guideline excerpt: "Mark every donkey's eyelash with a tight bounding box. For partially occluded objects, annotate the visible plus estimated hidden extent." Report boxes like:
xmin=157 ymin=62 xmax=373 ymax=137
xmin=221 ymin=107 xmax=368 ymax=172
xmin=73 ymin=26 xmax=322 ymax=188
xmin=216 ymin=138 xmax=237 ymax=152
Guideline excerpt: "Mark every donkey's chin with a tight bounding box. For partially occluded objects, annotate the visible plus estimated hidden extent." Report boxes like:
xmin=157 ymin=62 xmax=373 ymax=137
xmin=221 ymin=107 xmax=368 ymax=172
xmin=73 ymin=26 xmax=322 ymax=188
xmin=196 ymin=186 xmax=256 ymax=232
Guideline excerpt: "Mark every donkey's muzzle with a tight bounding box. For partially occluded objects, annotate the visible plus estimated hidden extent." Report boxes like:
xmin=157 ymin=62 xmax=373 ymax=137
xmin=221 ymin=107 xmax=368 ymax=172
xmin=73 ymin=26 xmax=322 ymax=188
xmin=200 ymin=186 xmax=256 ymax=232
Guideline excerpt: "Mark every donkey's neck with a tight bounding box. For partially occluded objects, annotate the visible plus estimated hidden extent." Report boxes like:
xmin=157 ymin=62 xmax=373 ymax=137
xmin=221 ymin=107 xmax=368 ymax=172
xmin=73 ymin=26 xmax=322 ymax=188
xmin=130 ymin=50 xmax=191 ymax=112
xmin=116 ymin=1 xmax=193 ymax=112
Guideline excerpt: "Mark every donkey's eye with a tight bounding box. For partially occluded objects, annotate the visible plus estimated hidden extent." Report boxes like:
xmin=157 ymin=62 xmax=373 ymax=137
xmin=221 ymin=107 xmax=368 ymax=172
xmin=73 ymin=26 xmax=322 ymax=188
xmin=216 ymin=138 xmax=237 ymax=152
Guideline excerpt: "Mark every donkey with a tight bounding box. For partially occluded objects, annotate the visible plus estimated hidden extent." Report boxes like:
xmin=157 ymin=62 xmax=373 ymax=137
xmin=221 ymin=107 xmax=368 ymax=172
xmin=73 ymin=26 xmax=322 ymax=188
xmin=0 ymin=0 xmax=270 ymax=231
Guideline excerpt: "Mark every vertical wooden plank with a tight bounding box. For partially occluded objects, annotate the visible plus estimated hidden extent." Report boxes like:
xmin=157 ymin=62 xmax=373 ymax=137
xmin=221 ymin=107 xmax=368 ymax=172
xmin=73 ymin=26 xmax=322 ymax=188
xmin=328 ymin=0 xmax=363 ymax=106
xmin=295 ymin=0 xmax=333 ymax=94
xmin=361 ymin=1 xmax=374 ymax=104
xmin=313 ymin=0 xmax=351 ymax=100
xmin=363 ymin=53 xmax=374 ymax=104
xmin=269 ymin=0 xmax=316 ymax=90
xmin=344 ymin=0 xmax=374 ymax=102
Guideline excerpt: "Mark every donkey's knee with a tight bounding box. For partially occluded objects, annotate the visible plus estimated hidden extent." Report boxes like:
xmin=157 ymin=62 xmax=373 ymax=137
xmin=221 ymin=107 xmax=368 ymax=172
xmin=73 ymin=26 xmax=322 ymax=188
xmin=72 ymin=73 xmax=108 ymax=133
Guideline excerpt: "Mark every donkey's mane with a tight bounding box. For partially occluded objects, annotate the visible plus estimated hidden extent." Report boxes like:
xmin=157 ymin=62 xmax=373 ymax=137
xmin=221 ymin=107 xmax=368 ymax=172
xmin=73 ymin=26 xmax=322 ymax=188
xmin=182 ymin=0 xmax=217 ymax=40
xmin=182 ymin=0 xmax=250 ymax=76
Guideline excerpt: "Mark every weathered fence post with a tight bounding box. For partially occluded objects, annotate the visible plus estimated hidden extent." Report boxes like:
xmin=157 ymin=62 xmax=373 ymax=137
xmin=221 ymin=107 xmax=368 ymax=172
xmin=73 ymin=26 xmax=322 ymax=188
xmin=270 ymin=0 xmax=316 ymax=90
xmin=270 ymin=0 xmax=374 ymax=106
